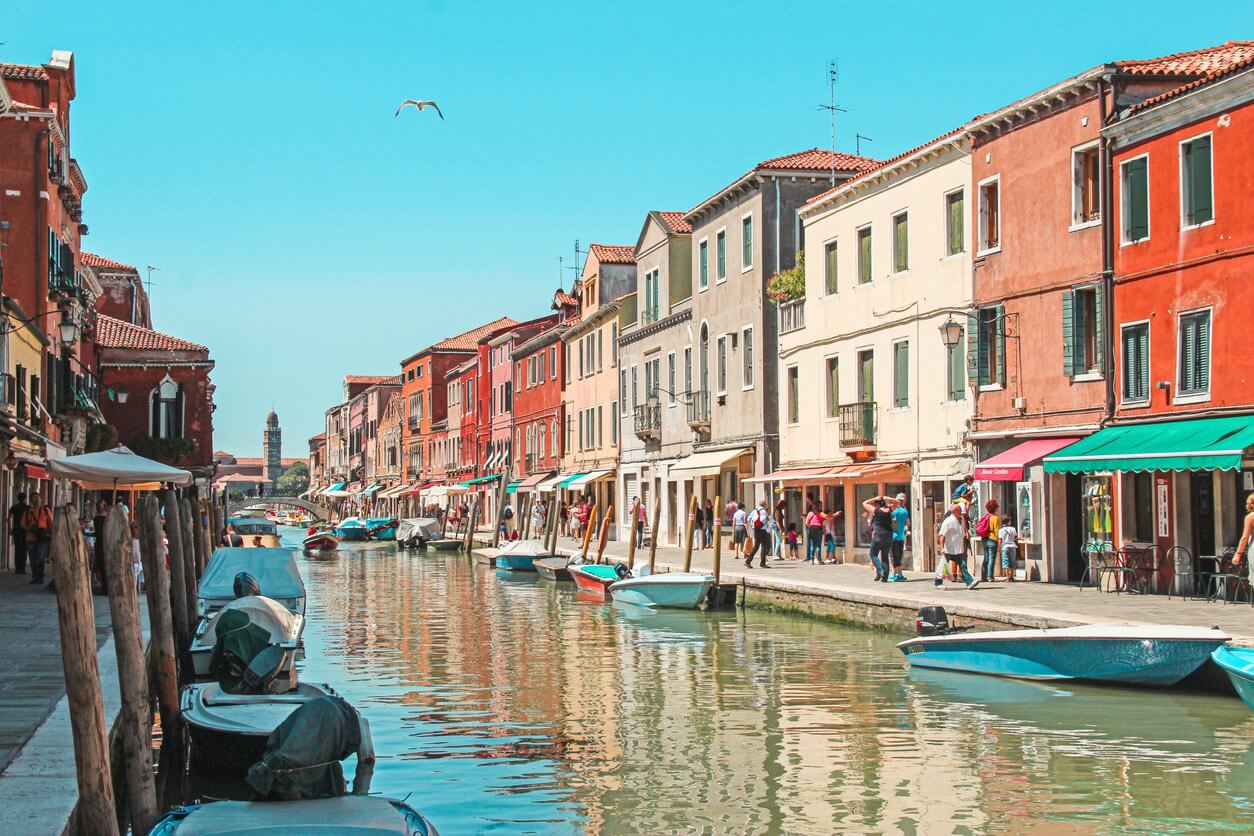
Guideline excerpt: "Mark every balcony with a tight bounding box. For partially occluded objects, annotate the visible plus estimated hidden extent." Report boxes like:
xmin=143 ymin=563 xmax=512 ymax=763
xmin=779 ymin=298 xmax=806 ymax=334
xmin=838 ymin=401 xmax=877 ymax=449
xmin=641 ymin=305 xmax=660 ymax=325
xmin=685 ymin=390 xmax=710 ymax=433
xmin=633 ymin=402 xmax=661 ymax=441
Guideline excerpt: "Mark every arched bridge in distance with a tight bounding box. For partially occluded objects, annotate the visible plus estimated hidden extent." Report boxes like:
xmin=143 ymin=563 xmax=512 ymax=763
xmin=226 ymin=496 xmax=327 ymax=521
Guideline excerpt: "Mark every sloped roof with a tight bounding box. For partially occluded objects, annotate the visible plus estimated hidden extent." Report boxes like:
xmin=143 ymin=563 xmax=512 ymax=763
xmin=804 ymin=127 xmax=968 ymax=209
xmin=82 ymin=252 xmax=138 ymax=272
xmin=344 ymin=374 xmax=398 ymax=385
xmin=589 ymin=244 xmax=636 ymax=265
xmin=96 ymin=314 xmax=207 ymax=352
xmin=687 ymin=148 xmax=880 ymax=220
xmin=1119 ymin=40 xmax=1254 ymax=77
xmin=426 ymin=316 xmax=519 ymax=353
xmin=1128 ymin=54 xmax=1254 ymax=113
xmin=656 ymin=211 xmax=693 ymax=234
xmin=0 ymin=63 xmax=48 ymax=81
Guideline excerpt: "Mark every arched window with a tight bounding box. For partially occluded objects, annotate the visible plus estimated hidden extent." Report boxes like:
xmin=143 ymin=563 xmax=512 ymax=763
xmin=150 ymin=374 xmax=184 ymax=439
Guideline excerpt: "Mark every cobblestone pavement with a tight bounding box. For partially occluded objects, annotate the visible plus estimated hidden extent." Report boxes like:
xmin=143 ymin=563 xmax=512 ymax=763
xmin=0 ymin=571 xmax=111 ymax=773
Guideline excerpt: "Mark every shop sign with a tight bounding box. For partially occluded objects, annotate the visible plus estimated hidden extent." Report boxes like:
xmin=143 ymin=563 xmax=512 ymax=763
xmin=1156 ymin=476 xmax=1170 ymax=538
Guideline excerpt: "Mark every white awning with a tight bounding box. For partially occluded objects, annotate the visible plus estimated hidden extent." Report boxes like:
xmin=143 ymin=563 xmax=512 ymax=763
xmin=535 ymin=474 xmax=566 ymax=494
xmin=566 ymin=468 xmax=615 ymax=489
xmin=668 ymin=447 xmax=752 ymax=477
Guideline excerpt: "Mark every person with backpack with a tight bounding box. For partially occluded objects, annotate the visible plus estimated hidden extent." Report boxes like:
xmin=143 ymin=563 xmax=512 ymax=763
xmin=744 ymin=500 xmax=772 ymax=569
xmin=976 ymin=499 xmax=1001 ymax=583
xmin=22 ymin=493 xmax=53 ymax=586
xmin=862 ymin=494 xmax=898 ymax=583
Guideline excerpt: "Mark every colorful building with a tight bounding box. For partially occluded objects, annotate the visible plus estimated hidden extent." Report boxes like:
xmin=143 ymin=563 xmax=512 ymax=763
xmin=511 ymin=290 xmax=578 ymax=495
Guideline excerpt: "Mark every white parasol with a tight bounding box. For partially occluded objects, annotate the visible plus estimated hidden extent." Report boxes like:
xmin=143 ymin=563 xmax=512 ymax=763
xmin=48 ymin=445 xmax=193 ymax=490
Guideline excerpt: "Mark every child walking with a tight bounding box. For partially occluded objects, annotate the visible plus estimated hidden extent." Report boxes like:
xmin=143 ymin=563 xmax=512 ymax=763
xmin=998 ymin=513 xmax=1019 ymax=582
xmin=785 ymin=523 xmax=799 ymax=560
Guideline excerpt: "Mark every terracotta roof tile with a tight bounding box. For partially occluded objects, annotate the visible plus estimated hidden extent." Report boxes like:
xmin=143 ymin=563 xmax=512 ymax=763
xmin=553 ymin=290 xmax=578 ymax=307
xmin=0 ymin=63 xmax=48 ymax=81
xmin=656 ymin=211 xmax=693 ymax=234
xmin=82 ymin=252 xmax=138 ymax=272
xmin=96 ymin=314 xmax=207 ymax=352
xmin=344 ymin=374 xmax=399 ymax=385
xmin=1129 ymin=55 xmax=1254 ymax=113
xmin=589 ymin=244 xmax=636 ymax=264
xmin=1118 ymin=40 xmax=1254 ymax=76
xmin=687 ymin=148 xmax=880 ymax=219
xmin=429 ymin=316 xmax=519 ymax=352
xmin=805 ymin=127 xmax=968 ymax=207
xmin=309 ymin=432 xmax=327 ymax=442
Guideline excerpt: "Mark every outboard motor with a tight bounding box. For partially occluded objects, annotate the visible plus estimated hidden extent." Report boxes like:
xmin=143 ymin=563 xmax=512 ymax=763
xmin=915 ymin=606 xmax=952 ymax=637
xmin=241 ymin=644 xmax=288 ymax=693
xmin=613 ymin=562 xmax=632 ymax=580
xmin=233 ymin=572 xmax=261 ymax=599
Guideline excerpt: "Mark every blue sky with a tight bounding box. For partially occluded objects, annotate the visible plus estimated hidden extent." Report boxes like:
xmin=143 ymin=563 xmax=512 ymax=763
xmin=2 ymin=2 xmax=1247 ymax=456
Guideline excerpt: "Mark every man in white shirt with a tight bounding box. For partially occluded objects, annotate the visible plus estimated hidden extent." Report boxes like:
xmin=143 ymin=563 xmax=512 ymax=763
xmin=744 ymin=500 xmax=772 ymax=569
xmin=936 ymin=503 xmax=977 ymax=589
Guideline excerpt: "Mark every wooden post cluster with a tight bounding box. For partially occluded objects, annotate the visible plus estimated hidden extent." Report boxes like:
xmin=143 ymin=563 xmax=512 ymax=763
xmin=626 ymin=499 xmax=640 ymax=569
xmin=647 ymin=500 xmax=661 ymax=574
xmin=682 ymin=494 xmax=697 ymax=572
xmin=580 ymin=505 xmax=599 ymax=560
xmin=463 ymin=501 xmax=479 ymax=553
xmin=545 ymin=494 xmax=560 ymax=555
xmin=50 ymin=506 xmax=120 ymax=836
xmin=160 ymin=492 xmax=191 ymax=657
xmin=711 ymin=494 xmax=724 ymax=584
xmin=594 ymin=505 xmax=614 ymax=564
xmin=137 ymin=494 xmax=183 ymax=808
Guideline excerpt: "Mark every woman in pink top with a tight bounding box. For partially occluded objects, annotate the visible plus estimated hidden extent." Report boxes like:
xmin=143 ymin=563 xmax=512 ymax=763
xmin=804 ymin=506 xmax=825 ymax=564
xmin=633 ymin=497 xmax=647 ymax=544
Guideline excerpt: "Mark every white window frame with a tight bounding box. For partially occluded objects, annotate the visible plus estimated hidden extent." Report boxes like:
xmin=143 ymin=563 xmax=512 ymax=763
xmin=890 ymin=209 xmax=909 ymax=275
xmin=667 ymin=351 xmax=677 ymax=407
xmin=823 ymin=353 xmax=839 ymax=421
xmin=855 ymin=224 xmax=873 ymax=286
xmin=698 ymin=237 xmax=709 ymax=291
xmin=1174 ymin=305 xmax=1213 ymax=404
xmin=1119 ymin=319 xmax=1151 ymax=407
xmin=977 ymin=173 xmax=1002 ymax=257
xmin=1179 ymin=131 xmax=1216 ymax=232
xmin=715 ymin=227 xmax=728 ymax=283
xmin=1069 ymin=140 xmax=1102 ymax=232
xmin=943 ymin=186 xmax=965 ymax=258
xmin=891 ymin=337 xmax=910 ymax=410
xmin=716 ymin=335 xmax=728 ymax=395
xmin=741 ymin=325 xmax=754 ymax=390
xmin=785 ymin=364 xmax=800 ymax=426
xmin=740 ymin=211 xmax=754 ymax=273
xmin=1120 ymin=153 xmax=1151 ymax=246
xmin=822 ymin=236 xmax=839 ymax=297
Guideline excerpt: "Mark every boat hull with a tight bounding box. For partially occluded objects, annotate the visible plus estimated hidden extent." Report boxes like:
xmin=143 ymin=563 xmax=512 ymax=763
xmin=334 ymin=525 xmax=370 ymax=541
xmin=182 ymin=681 xmax=339 ymax=773
xmin=898 ymin=628 xmax=1228 ymax=686
xmin=428 ymin=539 xmax=462 ymax=551
xmin=534 ymin=557 xmax=571 ymax=581
xmin=570 ymin=565 xmax=619 ymax=595
xmin=494 ymin=554 xmax=536 ymax=571
xmin=1211 ymin=646 xmax=1254 ymax=710
xmin=303 ymin=534 xmax=339 ymax=552
xmin=151 ymin=796 xmax=440 ymax=835
xmin=609 ymin=573 xmax=714 ymax=609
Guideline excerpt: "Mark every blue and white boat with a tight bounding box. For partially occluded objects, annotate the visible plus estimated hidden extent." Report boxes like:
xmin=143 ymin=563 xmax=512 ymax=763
xmin=333 ymin=517 xmax=370 ymax=541
xmin=364 ymin=516 xmax=397 ymax=541
xmin=494 ymin=539 xmax=548 ymax=572
xmin=608 ymin=568 xmax=715 ymax=610
xmin=897 ymin=623 xmax=1229 ymax=687
xmin=1211 ymin=646 xmax=1254 ymax=710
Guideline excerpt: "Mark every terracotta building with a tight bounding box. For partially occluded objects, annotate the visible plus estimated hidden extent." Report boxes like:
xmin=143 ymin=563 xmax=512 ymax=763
xmin=511 ymin=288 xmax=579 ymax=496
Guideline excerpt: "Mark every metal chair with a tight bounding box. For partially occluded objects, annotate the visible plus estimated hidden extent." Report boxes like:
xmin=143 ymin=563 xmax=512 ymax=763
xmin=1103 ymin=549 xmax=1140 ymax=595
xmin=1165 ymin=546 xmax=1197 ymax=600
xmin=1207 ymin=549 xmax=1251 ymax=605
xmin=1080 ymin=548 xmax=1112 ymax=591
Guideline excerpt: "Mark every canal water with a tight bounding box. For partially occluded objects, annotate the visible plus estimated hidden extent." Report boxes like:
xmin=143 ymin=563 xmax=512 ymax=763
xmin=265 ymin=531 xmax=1252 ymax=833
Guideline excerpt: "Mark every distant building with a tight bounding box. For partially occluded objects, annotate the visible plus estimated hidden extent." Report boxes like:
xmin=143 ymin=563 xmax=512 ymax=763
xmin=263 ymin=410 xmax=282 ymax=484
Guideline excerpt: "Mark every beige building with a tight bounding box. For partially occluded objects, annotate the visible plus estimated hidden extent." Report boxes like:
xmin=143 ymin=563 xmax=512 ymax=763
xmin=558 ymin=244 xmax=636 ymax=525
xmin=776 ymin=132 xmax=973 ymax=567
xmin=677 ymin=149 xmax=877 ymax=514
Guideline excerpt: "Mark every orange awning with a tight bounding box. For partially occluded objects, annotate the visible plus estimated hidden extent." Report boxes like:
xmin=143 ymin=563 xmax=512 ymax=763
xmin=743 ymin=466 xmax=839 ymax=484
xmin=748 ymin=461 xmax=910 ymax=484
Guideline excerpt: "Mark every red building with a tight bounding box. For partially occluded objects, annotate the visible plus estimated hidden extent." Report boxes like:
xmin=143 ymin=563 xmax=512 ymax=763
xmin=1046 ymin=60 xmax=1254 ymax=569
xmin=84 ymin=252 xmax=150 ymax=328
xmin=967 ymin=41 xmax=1252 ymax=582
xmin=510 ymin=290 xmax=580 ymax=494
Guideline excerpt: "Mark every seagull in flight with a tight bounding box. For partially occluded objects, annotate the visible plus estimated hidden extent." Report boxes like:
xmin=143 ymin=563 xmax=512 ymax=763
xmin=395 ymin=99 xmax=444 ymax=120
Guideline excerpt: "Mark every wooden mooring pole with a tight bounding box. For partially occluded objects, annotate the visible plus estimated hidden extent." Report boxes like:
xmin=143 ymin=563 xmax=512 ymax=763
xmin=160 ymin=491 xmax=192 ymax=655
xmin=626 ymin=499 xmax=640 ymax=569
xmin=104 ymin=506 xmax=157 ymax=833
xmin=137 ymin=494 xmax=183 ymax=807
xmin=580 ymin=505 xmax=599 ymax=560
xmin=646 ymin=500 xmax=662 ymax=574
xmin=189 ymin=488 xmax=208 ymax=577
xmin=682 ymin=494 xmax=697 ymax=572
xmin=50 ymin=505 xmax=119 ymax=835
xmin=711 ymin=494 xmax=724 ymax=584
xmin=178 ymin=499 xmax=197 ymax=602
xmin=463 ymin=501 xmax=479 ymax=553
xmin=594 ymin=505 xmax=614 ymax=564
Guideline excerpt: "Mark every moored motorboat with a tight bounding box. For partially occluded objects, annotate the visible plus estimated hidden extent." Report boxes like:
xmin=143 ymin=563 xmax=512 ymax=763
xmin=148 ymin=795 xmax=439 ymax=835
xmin=189 ymin=595 xmax=304 ymax=679
xmin=493 ymin=538 xmax=548 ymax=571
xmin=609 ymin=570 xmax=714 ymax=609
xmin=365 ymin=517 xmax=397 ymax=541
xmin=1211 ymin=646 xmax=1254 ymax=710
xmin=199 ymin=548 xmax=306 ymax=618
xmin=303 ymin=531 xmax=340 ymax=552
xmin=535 ymin=556 xmax=574 ymax=581
xmin=334 ymin=517 xmax=370 ymax=541
xmin=182 ymin=680 xmax=340 ymax=771
xmin=395 ymin=518 xmax=441 ymax=549
xmin=896 ymin=622 xmax=1230 ymax=686
xmin=569 ymin=563 xmax=624 ymax=596
xmin=226 ymin=516 xmax=281 ymax=548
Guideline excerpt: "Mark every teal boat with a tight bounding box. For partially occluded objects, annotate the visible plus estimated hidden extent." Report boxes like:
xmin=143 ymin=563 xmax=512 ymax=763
xmin=570 ymin=563 xmax=623 ymax=595
xmin=608 ymin=570 xmax=714 ymax=609
xmin=1212 ymin=646 xmax=1254 ymax=710
xmin=493 ymin=539 xmax=547 ymax=571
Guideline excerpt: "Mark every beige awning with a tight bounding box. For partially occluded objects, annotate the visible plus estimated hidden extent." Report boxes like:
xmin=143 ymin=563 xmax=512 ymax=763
xmin=566 ymin=468 xmax=615 ymax=489
xmin=668 ymin=447 xmax=752 ymax=477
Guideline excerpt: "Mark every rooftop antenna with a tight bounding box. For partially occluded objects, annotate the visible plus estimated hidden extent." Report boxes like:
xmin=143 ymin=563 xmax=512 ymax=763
xmin=145 ymin=264 xmax=159 ymax=299
xmin=817 ymin=60 xmax=847 ymax=187
xmin=856 ymin=134 xmax=873 ymax=155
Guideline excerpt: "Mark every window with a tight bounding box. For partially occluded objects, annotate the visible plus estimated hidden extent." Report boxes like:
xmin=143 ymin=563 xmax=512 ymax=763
xmin=824 ymin=240 xmax=838 ymax=295
xmin=597 ymin=405 xmax=603 ymax=448
xmin=150 ymin=375 xmax=183 ymax=439
xmin=578 ymin=338 xmax=585 ymax=378
xmin=716 ymin=335 xmax=728 ymax=394
xmin=945 ymin=189 xmax=964 ymax=255
xmin=611 ymin=323 xmax=618 ymax=364
xmin=645 ymin=357 xmax=660 ymax=398
xmin=611 ymin=401 xmax=618 ymax=444
xmin=1072 ymin=143 xmax=1101 ymax=226
xmin=1063 ymin=286 xmax=1103 ymax=376
xmin=564 ymin=343 xmax=571 ymax=384
xmin=698 ymin=239 xmax=709 ymax=289
xmin=566 ymin=414 xmax=572 ymax=452
xmin=787 ymin=366 xmax=799 ymax=424
xmin=968 ymin=305 xmax=1006 ymax=387
xmin=683 ymin=347 xmax=692 ymax=395
xmin=741 ymin=214 xmax=753 ymax=270
xmin=857 ymin=226 xmax=872 ymax=284
xmin=716 ymin=230 xmax=727 ymax=281
xmin=620 ymin=369 xmax=626 ymax=405
xmin=630 ymin=365 xmax=638 ymax=408
xmin=1121 ymin=156 xmax=1150 ymax=244
xmin=578 ymin=411 xmax=584 ymax=451
xmin=892 ymin=212 xmax=908 ymax=273
xmin=549 ymin=346 xmax=557 ymax=378
xmin=1178 ymin=309 xmax=1211 ymax=396
xmin=742 ymin=327 xmax=754 ymax=388
xmin=596 ymin=329 xmax=603 ymax=371
xmin=946 ymin=328 xmax=966 ymax=401
xmin=825 ymin=357 xmax=839 ymax=418
xmin=1181 ymin=135 xmax=1213 ymax=228
xmin=978 ymin=176 xmax=1000 ymax=253
xmin=667 ymin=352 xmax=676 ymax=406
xmin=1121 ymin=322 xmax=1149 ymax=403
xmin=892 ymin=340 xmax=909 ymax=407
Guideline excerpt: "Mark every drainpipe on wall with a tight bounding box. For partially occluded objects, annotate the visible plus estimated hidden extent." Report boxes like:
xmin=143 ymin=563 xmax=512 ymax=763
xmin=1099 ymin=72 xmax=1117 ymax=428
xmin=774 ymin=179 xmax=782 ymax=276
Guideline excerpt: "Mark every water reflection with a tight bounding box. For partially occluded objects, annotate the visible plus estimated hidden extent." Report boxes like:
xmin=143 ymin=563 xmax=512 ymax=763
xmin=272 ymin=532 xmax=1252 ymax=833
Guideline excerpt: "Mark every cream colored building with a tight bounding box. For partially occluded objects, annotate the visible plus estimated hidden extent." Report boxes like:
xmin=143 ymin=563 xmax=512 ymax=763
xmin=777 ymin=133 xmax=973 ymax=568
xmin=558 ymin=244 xmax=636 ymax=527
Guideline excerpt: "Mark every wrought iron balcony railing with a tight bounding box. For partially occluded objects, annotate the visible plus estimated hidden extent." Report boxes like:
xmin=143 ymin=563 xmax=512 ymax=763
xmin=685 ymin=390 xmax=711 ymax=432
xmin=633 ymin=403 xmax=661 ymax=441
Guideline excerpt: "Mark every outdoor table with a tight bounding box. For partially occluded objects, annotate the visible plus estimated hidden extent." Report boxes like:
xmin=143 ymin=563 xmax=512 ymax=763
xmin=1122 ymin=546 xmax=1160 ymax=594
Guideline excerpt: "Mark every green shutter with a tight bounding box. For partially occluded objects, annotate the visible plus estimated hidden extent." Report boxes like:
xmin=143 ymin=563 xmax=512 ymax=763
xmin=1122 ymin=328 xmax=1135 ymax=400
xmin=894 ymin=216 xmax=908 ymax=272
xmin=1061 ymin=290 xmax=1076 ymax=377
xmin=825 ymin=242 xmax=838 ymax=295
xmin=948 ymin=333 xmax=966 ymax=401
xmin=1126 ymin=158 xmax=1149 ymax=241
xmin=948 ymin=192 xmax=964 ymax=255
xmin=894 ymin=342 xmax=909 ymax=407
xmin=967 ymin=311 xmax=982 ymax=386
xmin=1181 ymin=315 xmax=1197 ymax=392
xmin=1197 ymin=313 xmax=1211 ymax=391
xmin=859 ymin=230 xmax=871 ymax=283
xmin=995 ymin=305 xmax=1007 ymax=386
xmin=1187 ymin=137 xmax=1213 ymax=226
xmin=1094 ymin=286 xmax=1106 ymax=377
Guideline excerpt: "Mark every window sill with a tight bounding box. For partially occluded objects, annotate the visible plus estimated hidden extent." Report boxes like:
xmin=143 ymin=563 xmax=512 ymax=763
xmin=741 ymin=265 xmax=753 ymax=275
xmin=1173 ymin=392 xmax=1211 ymax=405
xmin=976 ymin=246 xmax=1001 ymax=258
xmin=698 ymin=284 xmax=710 ymax=293
xmin=741 ymin=385 xmax=755 ymax=392
xmin=1120 ymin=236 xmax=1149 ymax=248
xmin=1071 ymin=372 xmax=1104 ymax=383
xmin=943 ymin=251 xmax=965 ymax=261
xmin=854 ymin=280 xmax=873 ymax=289
xmin=890 ymin=269 xmax=910 ymax=279
xmin=979 ymin=383 xmax=1004 ymax=393
xmin=1120 ymin=398 xmax=1150 ymax=409
xmin=890 ymin=405 xmax=910 ymax=412
xmin=941 ymin=398 xmax=966 ymax=406
xmin=715 ymin=277 xmax=727 ymax=285
xmin=1181 ymin=219 xmax=1215 ymax=232
xmin=1068 ymin=219 xmax=1101 ymax=233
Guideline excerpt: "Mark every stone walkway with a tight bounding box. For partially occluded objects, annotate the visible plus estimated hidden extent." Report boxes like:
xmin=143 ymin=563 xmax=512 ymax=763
xmin=532 ymin=533 xmax=1254 ymax=646
xmin=0 ymin=571 xmax=111 ymax=773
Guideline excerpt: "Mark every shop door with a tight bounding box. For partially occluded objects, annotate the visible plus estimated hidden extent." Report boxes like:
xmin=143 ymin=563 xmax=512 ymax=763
xmin=1065 ymin=474 xmax=1085 ymax=581
xmin=1190 ymin=472 xmax=1215 ymax=558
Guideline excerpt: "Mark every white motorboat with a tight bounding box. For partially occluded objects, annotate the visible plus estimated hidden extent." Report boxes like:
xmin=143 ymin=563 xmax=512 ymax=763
xmin=189 ymin=595 xmax=305 ymax=679
xmin=199 ymin=547 xmax=305 ymax=618
xmin=395 ymin=517 xmax=441 ymax=549
xmin=181 ymin=680 xmax=339 ymax=770
xmin=608 ymin=568 xmax=715 ymax=609
xmin=148 ymin=795 xmax=439 ymax=834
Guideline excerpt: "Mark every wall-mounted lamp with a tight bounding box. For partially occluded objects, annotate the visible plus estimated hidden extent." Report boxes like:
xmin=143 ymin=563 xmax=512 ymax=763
xmin=939 ymin=318 xmax=964 ymax=349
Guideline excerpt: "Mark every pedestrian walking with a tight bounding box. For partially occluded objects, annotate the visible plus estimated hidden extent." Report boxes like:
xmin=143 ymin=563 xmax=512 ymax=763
xmin=731 ymin=500 xmax=748 ymax=553
xmin=632 ymin=496 xmax=646 ymax=544
xmin=976 ymin=499 xmax=1000 ymax=582
xmin=693 ymin=501 xmax=706 ymax=549
xmin=1235 ymin=493 xmax=1254 ymax=570
xmin=531 ymin=498 xmax=546 ymax=535
xmin=785 ymin=523 xmax=799 ymax=559
xmin=936 ymin=502 xmax=977 ymax=589
xmin=8 ymin=491 xmax=29 ymax=575
xmin=804 ymin=505 xmax=824 ymax=563
xmin=744 ymin=500 xmax=772 ymax=568
xmin=702 ymin=499 xmax=714 ymax=548
xmin=889 ymin=493 xmax=909 ymax=582
xmin=224 ymin=525 xmax=244 ymax=547
xmin=998 ymin=513 xmax=1019 ymax=582
xmin=862 ymin=494 xmax=897 ymax=582
xmin=22 ymin=493 xmax=52 ymax=585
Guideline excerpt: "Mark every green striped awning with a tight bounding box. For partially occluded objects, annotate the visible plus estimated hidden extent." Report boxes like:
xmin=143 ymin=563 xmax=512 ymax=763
xmin=1043 ymin=415 xmax=1254 ymax=474
xmin=559 ymin=472 xmax=588 ymax=488
xmin=461 ymin=473 xmax=502 ymax=486
xmin=505 ymin=480 xmax=522 ymax=494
